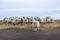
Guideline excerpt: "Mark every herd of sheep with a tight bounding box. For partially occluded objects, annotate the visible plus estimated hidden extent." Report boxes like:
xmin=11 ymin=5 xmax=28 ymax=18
xmin=2 ymin=16 xmax=54 ymax=25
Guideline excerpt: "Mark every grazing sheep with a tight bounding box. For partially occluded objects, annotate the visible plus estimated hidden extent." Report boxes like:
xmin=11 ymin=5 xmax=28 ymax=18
xmin=17 ymin=17 xmax=22 ymax=24
xmin=45 ymin=17 xmax=54 ymax=23
xmin=21 ymin=17 xmax=28 ymax=24
xmin=28 ymin=17 xmax=34 ymax=24
xmin=32 ymin=20 xmax=40 ymax=31
xmin=2 ymin=16 xmax=54 ymax=25
xmin=34 ymin=16 xmax=41 ymax=23
xmin=3 ymin=17 xmax=11 ymax=24
xmin=10 ymin=17 xmax=19 ymax=25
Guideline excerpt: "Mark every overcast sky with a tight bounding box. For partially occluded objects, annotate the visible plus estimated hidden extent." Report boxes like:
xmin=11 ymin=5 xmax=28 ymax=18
xmin=0 ymin=0 xmax=60 ymax=19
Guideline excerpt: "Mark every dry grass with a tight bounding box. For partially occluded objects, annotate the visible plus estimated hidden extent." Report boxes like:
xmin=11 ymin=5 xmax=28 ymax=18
xmin=0 ymin=23 xmax=32 ymax=29
xmin=0 ymin=22 xmax=60 ymax=30
xmin=41 ymin=23 xmax=60 ymax=30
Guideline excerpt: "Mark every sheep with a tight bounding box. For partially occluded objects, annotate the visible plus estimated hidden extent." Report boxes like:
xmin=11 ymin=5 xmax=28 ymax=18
xmin=10 ymin=17 xmax=19 ymax=25
xmin=45 ymin=17 xmax=54 ymax=23
xmin=32 ymin=20 xmax=40 ymax=31
xmin=28 ymin=17 xmax=34 ymax=24
xmin=3 ymin=17 xmax=11 ymax=24
xmin=34 ymin=16 xmax=41 ymax=23
xmin=21 ymin=17 xmax=28 ymax=24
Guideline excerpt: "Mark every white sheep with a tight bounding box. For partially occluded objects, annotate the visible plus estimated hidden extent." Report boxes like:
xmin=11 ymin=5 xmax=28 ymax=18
xmin=32 ymin=20 xmax=40 ymax=31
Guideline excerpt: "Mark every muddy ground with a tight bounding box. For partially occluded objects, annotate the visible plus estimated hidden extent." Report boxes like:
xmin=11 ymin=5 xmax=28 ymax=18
xmin=0 ymin=28 xmax=60 ymax=40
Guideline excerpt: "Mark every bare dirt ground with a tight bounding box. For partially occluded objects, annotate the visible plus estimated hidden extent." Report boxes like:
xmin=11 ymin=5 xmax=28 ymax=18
xmin=0 ymin=28 xmax=60 ymax=40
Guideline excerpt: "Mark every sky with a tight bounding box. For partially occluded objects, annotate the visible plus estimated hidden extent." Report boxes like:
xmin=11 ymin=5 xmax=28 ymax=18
xmin=0 ymin=0 xmax=60 ymax=19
